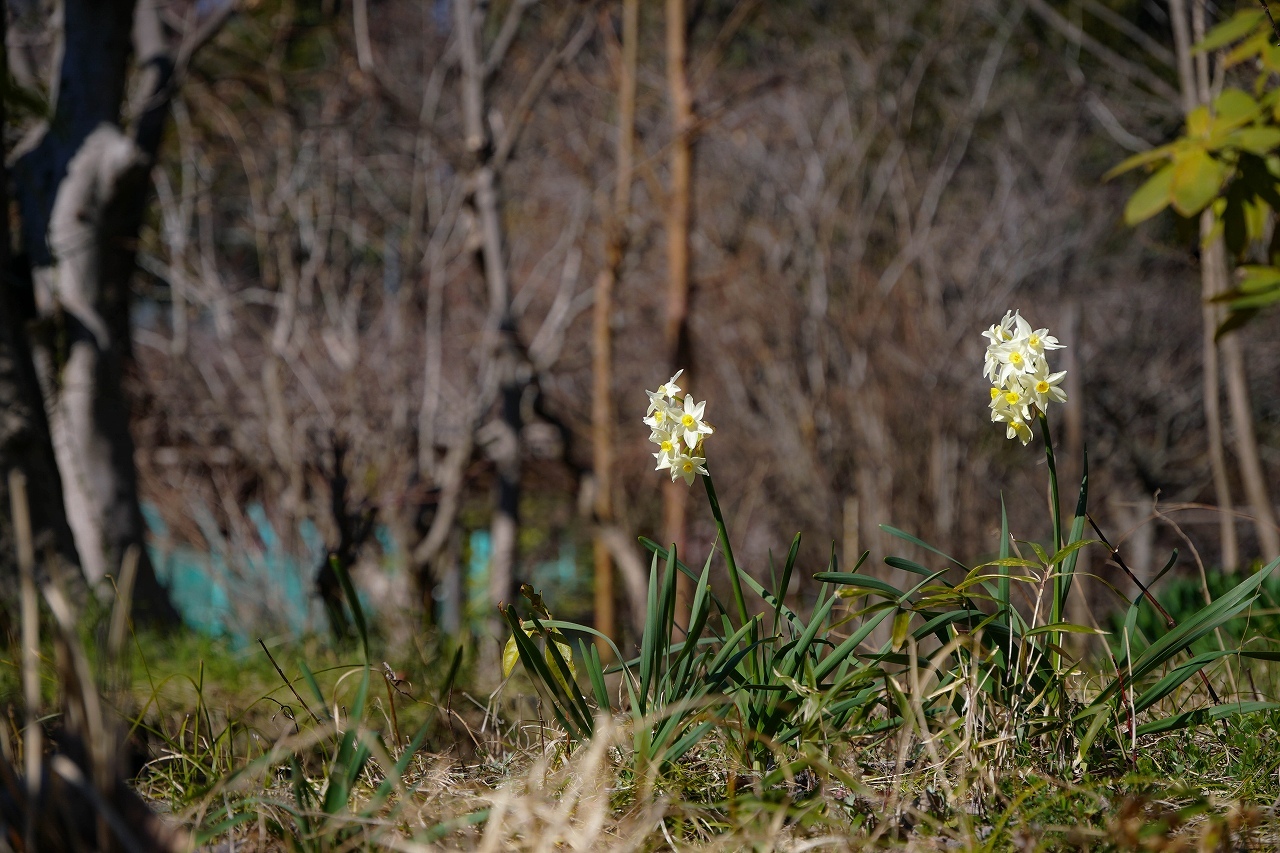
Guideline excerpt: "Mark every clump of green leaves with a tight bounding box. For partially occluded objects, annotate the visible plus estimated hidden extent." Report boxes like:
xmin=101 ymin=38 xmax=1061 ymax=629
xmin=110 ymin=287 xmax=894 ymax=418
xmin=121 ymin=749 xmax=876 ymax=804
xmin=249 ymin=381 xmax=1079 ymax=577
xmin=505 ymin=422 xmax=1280 ymax=795
xmin=502 ymin=472 xmax=898 ymax=791
xmin=1109 ymin=8 xmax=1280 ymax=332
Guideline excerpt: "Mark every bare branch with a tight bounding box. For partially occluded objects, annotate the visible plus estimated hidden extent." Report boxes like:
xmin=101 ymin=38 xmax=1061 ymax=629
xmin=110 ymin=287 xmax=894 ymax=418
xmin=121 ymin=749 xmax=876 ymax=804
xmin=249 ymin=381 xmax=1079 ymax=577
xmin=1025 ymin=0 xmax=1180 ymax=104
xmin=494 ymin=8 xmax=595 ymax=171
xmin=485 ymin=0 xmax=539 ymax=79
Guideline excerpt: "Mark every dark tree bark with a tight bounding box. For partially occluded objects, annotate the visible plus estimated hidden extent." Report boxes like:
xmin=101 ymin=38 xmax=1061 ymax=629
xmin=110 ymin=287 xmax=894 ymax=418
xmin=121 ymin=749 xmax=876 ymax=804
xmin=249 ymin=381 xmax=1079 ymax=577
xmin=5 ymin=0 xmax=234 ymax=624
xmin=315 ymin=438 xmax=376 ymax=640
xmin=0 ymin=1 xmax=82 ymax=618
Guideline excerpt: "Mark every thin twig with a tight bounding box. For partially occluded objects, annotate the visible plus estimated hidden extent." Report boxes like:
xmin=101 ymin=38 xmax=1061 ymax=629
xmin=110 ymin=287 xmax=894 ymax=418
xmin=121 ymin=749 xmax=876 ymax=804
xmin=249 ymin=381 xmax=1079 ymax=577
xmin=9 ymin=472 xmax=40 ymax=851
xmin=382 ymin=662 xmax=407 ymax=748
xmin=1261 ymin=1 xmax=1280 ymax=45
xmin=257 ymin=639 xmax=327 ymax=728
xmin=1088 ymin=514 xmax=1176 ymax=630
xmin=1150 ymin=504 xmax=1241 ymax=700
xmin=1087 ymin=514 xmax=1221 ymax=705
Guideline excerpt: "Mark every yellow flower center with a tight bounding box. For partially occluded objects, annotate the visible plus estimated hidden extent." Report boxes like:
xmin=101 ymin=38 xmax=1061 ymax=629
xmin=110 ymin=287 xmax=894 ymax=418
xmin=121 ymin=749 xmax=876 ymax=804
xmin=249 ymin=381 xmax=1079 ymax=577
xmin=660 ymin=440 xmax=674 ymax=454
xmin=990 ymin=387 xmax=1001 ymax=400
xmin=682 ymin=413 xmax=696 ymax=429
xmin=653 ymin=410 xmax=665 ymax=424
xmin=1035 ymin=380 xmax=1049 ymax=394
xmin=1009 ymin=351 xmax=1023 ymax=366
xmin=1028 ymin=334 xmax=1040 ymax=348
xmin=1004 ymin=390 xmax=1020 ymax=406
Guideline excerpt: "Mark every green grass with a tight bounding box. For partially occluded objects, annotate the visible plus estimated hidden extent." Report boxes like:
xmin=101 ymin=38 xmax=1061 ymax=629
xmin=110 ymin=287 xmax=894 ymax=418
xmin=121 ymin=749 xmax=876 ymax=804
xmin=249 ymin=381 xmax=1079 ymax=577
xmin=5 ymin=605 xmax=1280 ymax=850
xmin=6 ymin=438 xmax=1280 ymax=850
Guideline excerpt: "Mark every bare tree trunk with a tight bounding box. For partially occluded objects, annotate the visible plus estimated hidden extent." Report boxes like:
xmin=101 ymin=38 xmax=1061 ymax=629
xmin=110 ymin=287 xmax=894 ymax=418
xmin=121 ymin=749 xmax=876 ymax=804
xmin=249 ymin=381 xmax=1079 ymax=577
xmin=0 ymin=285 xmax=81 ymax=582
xmin=487 ymin=346 xmax=523 ymax=641
xmin=592 ymin=0 xmax=640 ymax=653
xmin=1168 ymin=0 xmax=1239 ymax=569
xmin=1190 ymin=2 xmax=1277 ymax=562
xmin=0 ymin=0 xmax=81 ymax=595
xmin=1220 ymin=337 xmax=1279 ymax=560
xmin=8 ymin=0 xmax=187 ymax=624
xmin=411 ymin=2 xmax=589 ymax=646
xmin=4 ymin=0 xmax=234 ymax=623
xmin=456 ymin=0 xmax=525 ymax=668
xmin=664 ymin=0 xmax=695 ymax=618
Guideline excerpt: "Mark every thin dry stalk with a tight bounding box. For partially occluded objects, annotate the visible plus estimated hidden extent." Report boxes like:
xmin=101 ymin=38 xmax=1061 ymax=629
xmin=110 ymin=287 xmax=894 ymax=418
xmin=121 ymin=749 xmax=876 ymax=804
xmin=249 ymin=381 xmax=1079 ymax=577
xmin=10 ymin=471 xmax=41 ymax=851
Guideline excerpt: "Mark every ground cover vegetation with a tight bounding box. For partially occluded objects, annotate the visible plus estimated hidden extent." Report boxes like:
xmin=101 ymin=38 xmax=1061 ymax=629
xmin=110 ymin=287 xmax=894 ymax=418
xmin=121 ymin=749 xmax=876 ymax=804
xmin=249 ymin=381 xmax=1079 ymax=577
xmin=3 ymin=0 xmax=1280 ymax=850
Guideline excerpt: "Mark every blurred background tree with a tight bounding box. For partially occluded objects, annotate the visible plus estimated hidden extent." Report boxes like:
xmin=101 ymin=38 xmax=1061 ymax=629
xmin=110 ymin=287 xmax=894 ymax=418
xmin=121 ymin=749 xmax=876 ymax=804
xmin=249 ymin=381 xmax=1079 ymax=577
xmin=1 ymin=0 xmax=1277 ymax=657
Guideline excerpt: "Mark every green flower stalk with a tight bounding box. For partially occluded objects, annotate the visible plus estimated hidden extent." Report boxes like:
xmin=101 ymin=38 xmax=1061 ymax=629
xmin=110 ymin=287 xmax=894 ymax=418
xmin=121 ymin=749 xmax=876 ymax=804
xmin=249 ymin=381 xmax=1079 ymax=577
xmin=642 ymin=371 xmax=749 ymax=631
xmin=985 ymin=310 xmax=1071 ymax=711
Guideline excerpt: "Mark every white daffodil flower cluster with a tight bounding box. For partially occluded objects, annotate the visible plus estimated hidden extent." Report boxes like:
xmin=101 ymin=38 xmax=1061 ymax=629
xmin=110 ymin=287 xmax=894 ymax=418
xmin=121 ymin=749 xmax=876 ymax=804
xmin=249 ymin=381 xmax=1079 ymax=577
xmin=983 ymin=310 xmax=1067 ymax=446
xmin=644 ymin=369 xmax=713 ymax=485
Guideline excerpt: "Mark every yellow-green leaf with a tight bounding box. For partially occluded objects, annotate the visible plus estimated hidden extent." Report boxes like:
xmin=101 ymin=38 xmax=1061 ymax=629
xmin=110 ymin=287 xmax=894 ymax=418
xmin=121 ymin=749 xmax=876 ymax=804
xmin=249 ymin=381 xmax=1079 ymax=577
xmin=1023 ymin=622 xmax=1108 ymax=638
xmin=545 ymin=640 xmax=576 ymax=693
xmin=1214 ymin=88 xmax=1260 ymax=125
xmin=890 ymin=609 xmax=911 ymax=652
xmin=1187 ymin=106 xmax=1212 ymax=138
xmin=1245 ymin=198 xmax=1269 ymax=243
xmin=1171 ymin=148 xmax=1225 ymax=216
xmin=1202 ymin=210 xmax=1226 ymax=247
xmin=1240 ymin=265 xmax=1280 ymax=291
xmin=1197 ymin=9 xmax=1264 ymax=54
xmin=1232 ymin=127 xmax=1280 ymax=155
xmin=1124 ymin=163 xmax=1174 ymax=225
xmin=1225 ymin=30 xmax=1270 ymax=68
xmin=502 ymin=635 xmax=520 ymax=679
xmin=1103 ymin=142 xmax=1177 ymax=181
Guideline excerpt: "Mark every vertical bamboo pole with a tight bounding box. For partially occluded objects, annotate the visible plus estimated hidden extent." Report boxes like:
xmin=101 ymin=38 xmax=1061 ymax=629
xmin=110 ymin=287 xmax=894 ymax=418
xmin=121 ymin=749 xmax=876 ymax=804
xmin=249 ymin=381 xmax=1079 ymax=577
xmin=664 ymin=0 xmax=694 ymax=619
xmin=593 ymin=0 xmax=639 ymax=655
xmin=1190 ymin=2 xmax=1278 ymax=562
xmin=1168 ymin=0 xmax=1239 ymax=569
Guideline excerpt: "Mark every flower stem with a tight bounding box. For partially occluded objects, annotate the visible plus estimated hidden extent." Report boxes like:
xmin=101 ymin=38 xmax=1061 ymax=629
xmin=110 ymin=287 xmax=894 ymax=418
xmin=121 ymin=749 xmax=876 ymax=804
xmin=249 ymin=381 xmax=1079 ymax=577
xmin=702 ymin=471 xmax=750 ymax=630
xmin=1040 ymin=410 xmax=1063 ymax=560
xmin=1039 ymin=409 xmax=1067 ymax=718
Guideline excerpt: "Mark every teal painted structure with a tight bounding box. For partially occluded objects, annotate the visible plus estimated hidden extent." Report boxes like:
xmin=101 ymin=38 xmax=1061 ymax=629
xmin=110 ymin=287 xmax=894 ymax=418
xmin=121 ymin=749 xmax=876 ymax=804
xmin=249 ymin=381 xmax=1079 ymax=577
xmin=143 ymin=502 xmax=323 ymax=642
xmin=144 ymin=504 xmax=584 ymax=640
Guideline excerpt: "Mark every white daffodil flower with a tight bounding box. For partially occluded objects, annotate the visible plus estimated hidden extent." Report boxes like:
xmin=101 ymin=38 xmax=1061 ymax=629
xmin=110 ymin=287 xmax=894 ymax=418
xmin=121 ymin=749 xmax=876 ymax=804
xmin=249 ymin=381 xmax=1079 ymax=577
xmin=982 ymin=310 xmax=1066 ymax=446
xmin=1006 ymin=418 xmax=1033 ymax=445
xmin=1024 ymin=364 xmax=1067 ymax=409
xmin=652 ymin=432 xmax=681 ymax=473
xmin=645 ymin=369 xmax=684 ymax=414
xmin=990 ymin=385 xmax=1031 ymax=424
xmin=677 ymin=394 xmax=713 ymax=449
xmin=1026 ymin=329 xmax=1062 ymax=355
xmin=671 ymin=450 xmax=708 ymax=485
xmin=643 ymin=399 xmax=675 ymax=432
xmin=982 ymin=310 xmax=1017 ymax=345
xmin=644 ymin=368 xmax=710 ymax=485
xmin=995 ymin=341 xmax=1034 ymax=387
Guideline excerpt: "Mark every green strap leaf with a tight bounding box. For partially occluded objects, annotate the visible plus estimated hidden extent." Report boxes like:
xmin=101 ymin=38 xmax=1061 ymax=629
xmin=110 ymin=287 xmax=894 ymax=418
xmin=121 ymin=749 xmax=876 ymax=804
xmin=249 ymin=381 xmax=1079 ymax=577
xmin=1136 ymin=701 xmax=1280 ymax=737
xmin=879 ymin=524 xmax=968 ymax=569
xmin=1124 ymin=163 xmax=1174 ymax=225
